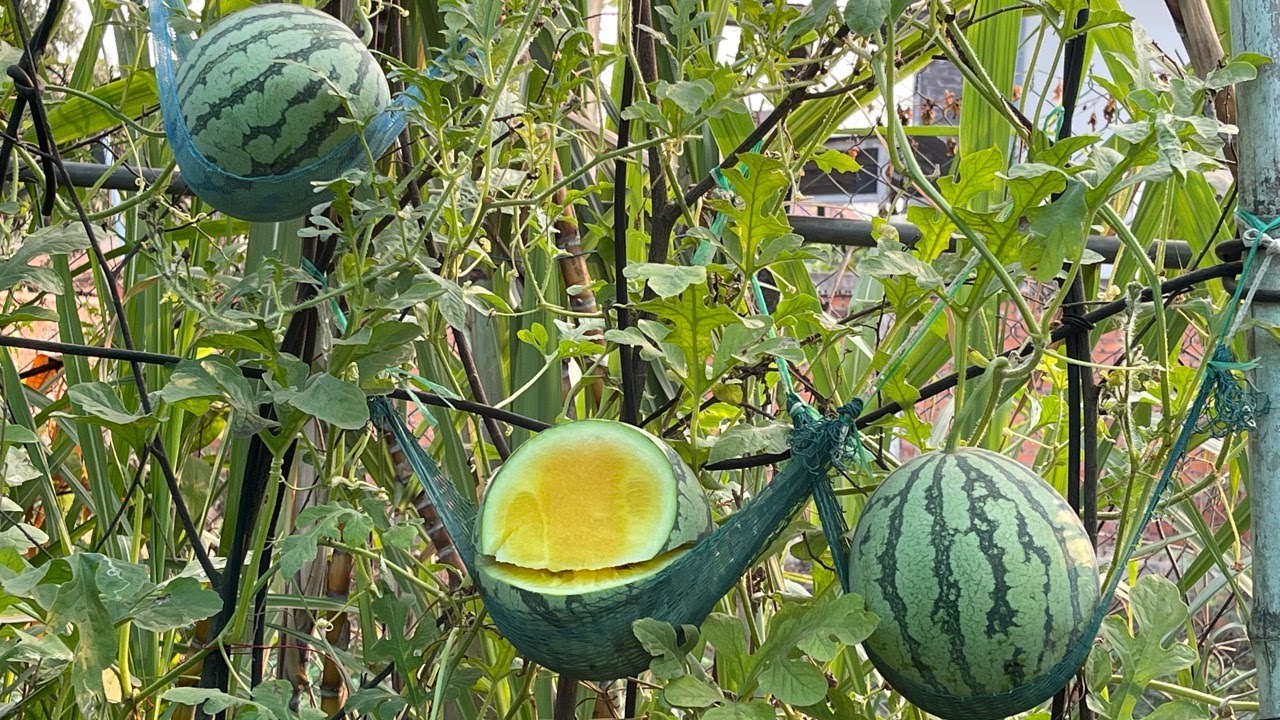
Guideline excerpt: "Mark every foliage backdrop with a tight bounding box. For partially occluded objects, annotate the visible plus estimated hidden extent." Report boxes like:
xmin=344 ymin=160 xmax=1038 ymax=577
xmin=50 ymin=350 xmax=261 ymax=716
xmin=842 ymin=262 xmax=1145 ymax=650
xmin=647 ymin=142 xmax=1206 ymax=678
xmin=0 ymin=0 xmax=1263 ymax=718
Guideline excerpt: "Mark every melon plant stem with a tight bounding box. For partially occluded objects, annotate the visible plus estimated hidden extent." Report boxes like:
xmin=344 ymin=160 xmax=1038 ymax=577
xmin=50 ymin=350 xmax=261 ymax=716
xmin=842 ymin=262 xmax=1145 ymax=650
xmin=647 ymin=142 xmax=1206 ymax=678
xmin=947 ymin=309 xmax=969 ymax=452
xmin=1234 ymin=0 xmax=1280 ymax=712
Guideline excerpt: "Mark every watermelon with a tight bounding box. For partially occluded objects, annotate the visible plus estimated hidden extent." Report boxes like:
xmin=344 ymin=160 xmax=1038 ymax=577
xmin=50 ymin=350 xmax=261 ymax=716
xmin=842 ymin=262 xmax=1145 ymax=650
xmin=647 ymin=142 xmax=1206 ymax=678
xmin=175 ymin=4 xmax=390 ymax=180
xmin=848 ymin=448 xmax=1099 ymax=720
xmin=475 ymin=420 xmax=712 ymax=595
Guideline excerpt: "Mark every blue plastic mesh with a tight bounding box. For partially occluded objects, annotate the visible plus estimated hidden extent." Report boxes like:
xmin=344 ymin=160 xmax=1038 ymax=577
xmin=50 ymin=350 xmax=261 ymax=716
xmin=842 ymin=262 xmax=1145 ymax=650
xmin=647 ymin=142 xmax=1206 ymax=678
xmin=150 ymin=0 xmax=420 ymax=221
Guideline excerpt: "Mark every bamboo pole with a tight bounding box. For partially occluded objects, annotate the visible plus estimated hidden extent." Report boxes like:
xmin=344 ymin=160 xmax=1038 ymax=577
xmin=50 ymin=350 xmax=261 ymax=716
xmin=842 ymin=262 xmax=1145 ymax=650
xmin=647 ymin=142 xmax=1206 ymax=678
xmin=277 ymin=437 xmax=328 ymax=708
xmin=319 ymin=548 xmax=355 ymax=715
xmin=1233 ymin=0 xmax=1280 ymax=713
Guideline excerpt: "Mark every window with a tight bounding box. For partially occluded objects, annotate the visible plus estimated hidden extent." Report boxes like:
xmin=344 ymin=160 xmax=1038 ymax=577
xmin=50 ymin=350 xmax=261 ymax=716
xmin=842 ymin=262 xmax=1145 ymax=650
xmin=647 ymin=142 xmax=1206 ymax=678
xmin=797 ymin=140 xmax=883 ymax=202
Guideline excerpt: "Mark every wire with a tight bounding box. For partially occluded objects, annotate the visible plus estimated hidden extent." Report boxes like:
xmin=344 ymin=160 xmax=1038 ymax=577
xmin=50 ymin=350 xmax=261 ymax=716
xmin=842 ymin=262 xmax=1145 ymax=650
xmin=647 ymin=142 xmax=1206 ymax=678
xmin=0 ymin=261 xmax=1241 ymax=469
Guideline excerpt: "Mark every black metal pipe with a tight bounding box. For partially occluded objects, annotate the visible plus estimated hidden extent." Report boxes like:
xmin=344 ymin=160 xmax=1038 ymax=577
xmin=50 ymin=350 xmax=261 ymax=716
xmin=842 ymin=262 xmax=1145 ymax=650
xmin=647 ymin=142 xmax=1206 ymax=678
xmin=18 ymin=161 xmax=1195 ymax=269
xmin=17 ymin=160 xmax=188 ymax=194
xmin=786 ymin=214 xmax=1196 ymax=269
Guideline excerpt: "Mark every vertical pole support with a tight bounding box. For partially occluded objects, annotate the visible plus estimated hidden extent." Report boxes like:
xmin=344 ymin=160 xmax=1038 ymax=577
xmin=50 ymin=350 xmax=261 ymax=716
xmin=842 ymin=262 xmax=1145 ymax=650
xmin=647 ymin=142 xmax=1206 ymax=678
xmin=1235 ymin=0 xmax=1280 ymax=713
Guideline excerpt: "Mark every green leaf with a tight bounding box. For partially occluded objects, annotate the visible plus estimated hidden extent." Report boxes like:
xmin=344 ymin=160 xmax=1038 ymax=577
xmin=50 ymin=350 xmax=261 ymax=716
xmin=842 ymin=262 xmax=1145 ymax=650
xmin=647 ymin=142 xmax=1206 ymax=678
xmin=420 ymin=271 xmax=469 ymax=331
xmin=1004 ymin=163 xmax=1068 ymax=210
xmin=0 ymin=304 xmax=58 ymax=326
xmin=3 ymin=561 xmax=61 ymax=606
xmin=207 ymin=358 xmax=274 ymax=435
xmin=47 ymin=556 xmax=117 ymax=717
xmin=1024 ymin=181 xmax=1089 ymax=282
xmin=11 ymin=627 xmax=73 ymax=667
xmin=624 ymin=263 xmax=708 ymax=299
xmin=1143 ymin=701 xmax=1209 ymax=720
xmin=633 ymin=618 xmax=693 ymax=680
xmin=290 ymin=374 xmax=369 ymax=430
xmin=1204 ymin=60 xmax=1259 ymax=89
xmin=0 ymin=42 xmax=18 ymax=96
xmin=843 ymin=0 xmax=889 ymax=37
xmin=855 ymin=241 xmax=942 ymax=288
xmin=4 ymin=448 xmax=42 ymax=487
xmin=83 ymin=555 xmax=152 ymax=621
xmin=621 ymin=101 xmax=665 ymax=124
xmin=710 ymin=321 xmax=770 ymax=379
xmin=134 ymin=577 xmax=221 ymax=631
xmin=154 ymin=359 xmax=225 ymax=413
xmin=718 ymin=153 xmax=794 ymax=275
xmin=68 ymin=382 xmax=146 ymax=425
xmin=905 ymin=205 xmax=956 ymax=262
xmin=782 ymin=0 xmax=835 ymax=44
xmin=367 ymin=593 xmax=434 ymax=677
xmin=939 ymin=147 xmax=1004 ymax=207
xmin=708 ymin=421 xmax=791 ymax=463
xmin=757 ymin=658 xmax=828 ymax=706
xmin=1100 ymin=575 xmax=1198 ymax=719
xmin=657 ymin=79 xmax=715 ymax=114
xmin=703 ymin=700 xmax=776 ymax=720
xmin=1152 ymin=114 xmax=1188 ymax=179
xmin=636 ymin=285 xmax=740 ymax=394
xmin=0 ymin=224 xmax=91 ymax=294
xmin=516 ymin=322 xmax=551 ymax=353
xmin=749 ymin=593 xmax=877 ymax=676
xmin=244 ymin=679 xmax=325 ymax=720
xmin=0 ymin=523 xmax=48 ymax=553
xmin=345 ymin=687 xmax=409 ymax=718
xmin=812 ymin=149 xmax=860 ymax=173
xmin=161 ymin=688 xmax=252 ymax=715
xmin=702 ymin=613 xmax=750 ymax=691
xmin=195 ymin=331 xmax=275 ymax=356
xmin=280 ymin=503 xmax=374 ymax=577
xmin=43 ymin=72 xmax=158 ymax=145
xmin=0 ymin=426 xmax=35 ymax=449
xmin=335 ymin=321 xmax=422 ymax=382
xmin=662 ymin=675 xmax=723 ymax=708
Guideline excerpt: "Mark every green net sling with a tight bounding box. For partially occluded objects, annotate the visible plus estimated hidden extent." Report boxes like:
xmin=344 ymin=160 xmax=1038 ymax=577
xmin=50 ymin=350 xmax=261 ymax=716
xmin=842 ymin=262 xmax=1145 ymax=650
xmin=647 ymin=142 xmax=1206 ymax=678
xmin=150 ymin=0 xmax=425 ymax=221
xmin=807 ymin=215 xmax=1273 ymax=720
xmin=371 ymin=394 xmax=858 ymax=679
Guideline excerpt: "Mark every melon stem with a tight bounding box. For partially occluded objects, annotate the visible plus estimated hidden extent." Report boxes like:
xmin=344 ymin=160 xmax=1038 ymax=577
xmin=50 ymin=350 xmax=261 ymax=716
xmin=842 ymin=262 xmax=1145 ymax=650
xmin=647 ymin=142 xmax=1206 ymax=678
xmin=946 ymin=309 xmax=970 ymax=453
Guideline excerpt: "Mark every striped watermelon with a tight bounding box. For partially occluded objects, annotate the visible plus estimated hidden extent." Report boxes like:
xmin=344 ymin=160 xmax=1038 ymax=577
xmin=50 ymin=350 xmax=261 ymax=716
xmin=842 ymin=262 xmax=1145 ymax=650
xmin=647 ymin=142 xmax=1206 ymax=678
xmin=849 ymin=448 xmax=1099 ymax=720
xmin=176 ymin=4 xmax=390 ymax=179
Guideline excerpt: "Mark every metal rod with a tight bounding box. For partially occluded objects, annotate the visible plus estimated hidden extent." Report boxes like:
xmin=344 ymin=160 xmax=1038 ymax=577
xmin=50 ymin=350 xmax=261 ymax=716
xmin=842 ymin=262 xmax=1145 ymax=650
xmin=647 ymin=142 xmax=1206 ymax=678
xmin=17 ymin=160 xmax=188 ymax=194
xmin=786 ymin=214 xmax=1196 ymax=268
xmin=1234 ymin=0 xmax=1280 ymax=713
xmin=19 ymin=161 xmax=1196 ymax=268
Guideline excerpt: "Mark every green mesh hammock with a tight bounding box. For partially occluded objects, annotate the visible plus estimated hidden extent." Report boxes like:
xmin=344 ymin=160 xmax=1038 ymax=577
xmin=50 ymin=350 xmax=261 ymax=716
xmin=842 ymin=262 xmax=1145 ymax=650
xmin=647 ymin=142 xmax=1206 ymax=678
xmin=150 ymin=0 xmax=426 ymax=221
xmin=806 ymin=216 xmax=1272 ymax=719
xmin=370 ymin=394 xmax=858 ymax=679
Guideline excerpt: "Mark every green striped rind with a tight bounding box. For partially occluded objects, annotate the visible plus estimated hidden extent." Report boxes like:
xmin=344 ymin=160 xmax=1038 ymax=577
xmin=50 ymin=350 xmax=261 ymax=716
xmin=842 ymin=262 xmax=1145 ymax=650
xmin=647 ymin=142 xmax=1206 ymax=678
xmin=849 ymin=448 xmax=1099 ymax=720
xmin=177 ymin=4 xmax=390 ymax=177
xmin=653 ymin=434 xmax=714 ymax=552
xmin=475 ymin=553 xmax=686 ymax=679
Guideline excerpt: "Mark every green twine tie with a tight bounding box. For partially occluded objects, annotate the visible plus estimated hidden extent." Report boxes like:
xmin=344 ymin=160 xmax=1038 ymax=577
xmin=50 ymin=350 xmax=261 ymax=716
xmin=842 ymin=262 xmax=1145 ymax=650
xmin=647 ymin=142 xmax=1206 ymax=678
xmin=1093 ymin=209 xmax=1274 ymax=606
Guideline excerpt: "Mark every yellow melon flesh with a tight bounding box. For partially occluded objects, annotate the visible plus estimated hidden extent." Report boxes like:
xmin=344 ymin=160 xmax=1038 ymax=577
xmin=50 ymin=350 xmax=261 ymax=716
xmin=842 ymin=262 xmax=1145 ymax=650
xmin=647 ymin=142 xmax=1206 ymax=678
xmin=478 ymin=420 xmax=678 ymax=572
xmin=479 ymin=547 xmax=688 ymax=595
